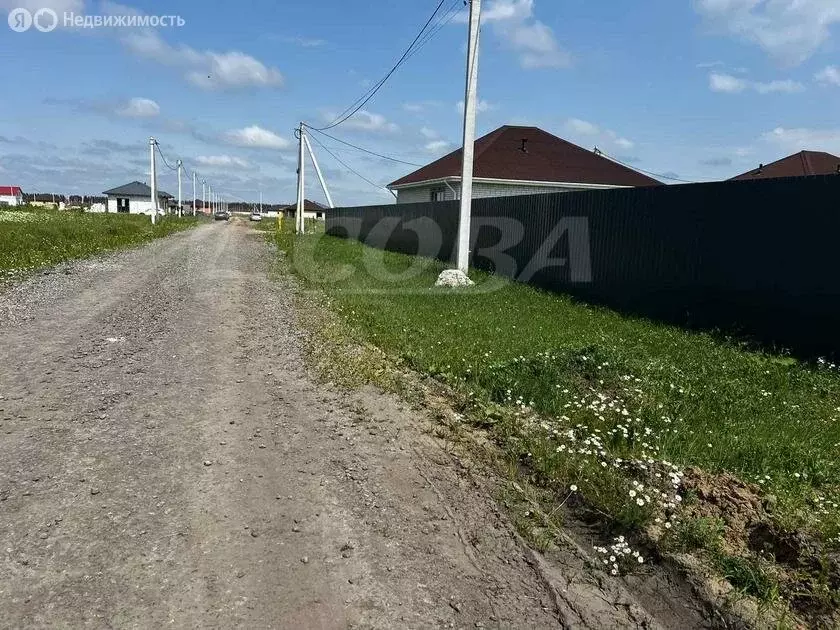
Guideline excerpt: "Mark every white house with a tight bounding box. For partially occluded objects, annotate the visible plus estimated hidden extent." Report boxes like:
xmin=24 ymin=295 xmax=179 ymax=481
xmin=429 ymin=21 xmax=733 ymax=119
xmin=388 ymin=125 xmax=661 ymax=204
xmin=0 ymin=186 xmax=24 ymax=206
xmin=281 ymin=199 xmax=327 ymax=221
xmin=102 ymin=181 xmax=173 ymax=215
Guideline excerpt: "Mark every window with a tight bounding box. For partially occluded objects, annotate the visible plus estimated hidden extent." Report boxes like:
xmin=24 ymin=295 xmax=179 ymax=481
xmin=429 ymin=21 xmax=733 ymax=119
xmin=430 ymin=187 xmax=446 ymax=202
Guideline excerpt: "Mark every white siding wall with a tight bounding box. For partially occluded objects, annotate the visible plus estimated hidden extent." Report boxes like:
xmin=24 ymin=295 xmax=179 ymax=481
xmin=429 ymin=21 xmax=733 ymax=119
xmin=106 ymin=195 xmax=162 ymax=215
xmin=0 ymin=195 xmax=21 ymax=206
xmin=395 ymin=181 xmax=589 ymax=204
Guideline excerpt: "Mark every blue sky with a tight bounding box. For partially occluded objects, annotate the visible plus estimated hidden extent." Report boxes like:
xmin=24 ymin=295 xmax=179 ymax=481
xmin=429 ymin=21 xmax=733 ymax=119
xmin=0 ymin=0 xmax=838 ymax=206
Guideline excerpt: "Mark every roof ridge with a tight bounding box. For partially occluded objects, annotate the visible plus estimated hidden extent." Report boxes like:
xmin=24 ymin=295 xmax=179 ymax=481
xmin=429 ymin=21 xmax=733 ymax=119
xmin=800 ymin=150 xmax=814 ymax=176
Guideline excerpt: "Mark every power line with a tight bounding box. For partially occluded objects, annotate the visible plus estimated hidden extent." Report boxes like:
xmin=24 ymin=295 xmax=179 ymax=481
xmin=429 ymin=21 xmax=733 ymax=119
xmin=310 ymin=0 xmax=449 ymax=131
xmin=308 ymin=132 xmax=391 ymax=193
xmin=595 ymin=148 xmax=697 ymax=184
xmin=155 ymin=143 xmax=180 ymax=172
xmin=404 ymin=0 xmax=464 ymax=63
xmin=305 ymin=127 xmax=423 ymax=167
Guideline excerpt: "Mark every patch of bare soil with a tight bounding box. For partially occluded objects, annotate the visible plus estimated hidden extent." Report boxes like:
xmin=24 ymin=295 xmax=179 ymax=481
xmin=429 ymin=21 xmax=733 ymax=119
xmin=678 ymin=468 xmax=840 ymax=628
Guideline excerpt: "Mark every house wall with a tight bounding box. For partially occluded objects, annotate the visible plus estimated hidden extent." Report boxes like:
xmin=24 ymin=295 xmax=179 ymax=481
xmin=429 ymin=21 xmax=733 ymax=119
xmin=106 ymin=195 xmax=166 ymax=214
xmin=0 ymin=194 xmax=22 ymax=206
xmin=395 ymin=181 xmax=593 ymax=204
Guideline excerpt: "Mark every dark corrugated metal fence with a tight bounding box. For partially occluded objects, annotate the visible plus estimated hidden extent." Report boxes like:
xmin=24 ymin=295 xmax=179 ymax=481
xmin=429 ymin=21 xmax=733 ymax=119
xmin=326 ymin=175 xmax=840 ymax=355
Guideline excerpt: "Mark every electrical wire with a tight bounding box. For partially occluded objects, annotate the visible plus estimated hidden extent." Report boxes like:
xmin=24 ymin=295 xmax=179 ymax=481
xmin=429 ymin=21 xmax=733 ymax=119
xmin=154 ymin=143 xmax=180 ymax=172
xmin=308 ymin=132 xmax=392 ymax=193
xmin=404 ymin=0 xmax=464 ymax=63
xmin=595 ymin=149 xmax=697 ymax=184
xmin=304 ymin=127 xmax=423 ymax=167
xmin=310 ymin=0 xmax=449 ymax=131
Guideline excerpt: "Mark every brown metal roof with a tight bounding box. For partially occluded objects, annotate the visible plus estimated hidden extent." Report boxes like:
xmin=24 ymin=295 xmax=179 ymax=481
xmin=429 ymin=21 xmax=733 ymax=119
xmin=282 ymin=199 xmax=327 ymax=212
xmin=389 ymin=125 xmax=662 ymax=188
xmin=731 ymin=151 xmax=840 ymax=181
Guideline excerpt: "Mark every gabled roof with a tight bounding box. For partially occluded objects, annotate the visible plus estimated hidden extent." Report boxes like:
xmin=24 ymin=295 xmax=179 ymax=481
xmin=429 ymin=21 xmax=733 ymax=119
xmin=282 ymin=199 xmax=327 ymax=212
xmin=102 ymin=181 xmax=173 ymax=198
xmin=731 ymin=151 xmax=840 ymax=181
xmin=0 ymin=186 xmax=23 ymax=196
xmin=389 ymin=125 xmax=662 ymax=189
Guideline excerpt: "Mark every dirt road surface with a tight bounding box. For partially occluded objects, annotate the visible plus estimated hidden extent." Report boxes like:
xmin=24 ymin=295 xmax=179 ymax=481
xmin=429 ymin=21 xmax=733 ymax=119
xmin=0 ymin=223 xmax=689 ymax=629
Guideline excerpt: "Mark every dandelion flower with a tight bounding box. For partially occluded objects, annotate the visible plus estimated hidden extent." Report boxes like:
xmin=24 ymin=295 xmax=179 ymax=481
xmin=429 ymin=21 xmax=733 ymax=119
xmin=570 ymin=485 xmax=578 ymax=492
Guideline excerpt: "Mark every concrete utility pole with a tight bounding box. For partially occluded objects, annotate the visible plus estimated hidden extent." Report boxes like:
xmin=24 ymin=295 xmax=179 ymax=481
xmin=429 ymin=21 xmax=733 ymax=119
xmin=177 ymin=159 xmax=183 ymax=218
xmin=202 ymin=180 xmax=206 ymax=214
xmin=454 ymin=0 xmax=482 ymax=275
xmin=192 ymin=171 xmax=197 ymax=216
xmin=296 ymin=123 xmax=305 ymax=234
xmin=303 ymin=134 xmax=335 ymax=209
xmin=149 ymin=137 xmax=158 ymax=225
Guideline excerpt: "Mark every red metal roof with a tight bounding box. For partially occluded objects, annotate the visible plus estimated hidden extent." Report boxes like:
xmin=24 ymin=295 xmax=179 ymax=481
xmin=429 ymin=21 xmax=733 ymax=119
xmin=731 ymin=151 xmax=840 ymax=181
xmin=0 ymin=186 xmax=23 ymax=196
xmin=389 ymin=125 xmax=662 ymax=188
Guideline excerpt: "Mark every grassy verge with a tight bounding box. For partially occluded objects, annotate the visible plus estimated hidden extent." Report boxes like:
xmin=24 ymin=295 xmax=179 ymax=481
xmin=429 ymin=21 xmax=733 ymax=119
xmin=0 ymin=207 xmax=201 ymax=282
xmin=271 ymin=223 xmax=840 ymax=625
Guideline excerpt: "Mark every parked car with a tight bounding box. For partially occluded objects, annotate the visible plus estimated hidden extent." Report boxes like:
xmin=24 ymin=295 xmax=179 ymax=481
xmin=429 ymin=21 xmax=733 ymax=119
xmin=214 ymin=210 xmax=229 ymax=221
xmin=249 ymin=211 xmax=262 ymax=222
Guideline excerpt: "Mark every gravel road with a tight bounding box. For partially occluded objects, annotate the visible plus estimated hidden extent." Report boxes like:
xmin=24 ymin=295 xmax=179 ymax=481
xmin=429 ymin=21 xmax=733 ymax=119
xmin=0 ymin=223 xmax=693 ymax=629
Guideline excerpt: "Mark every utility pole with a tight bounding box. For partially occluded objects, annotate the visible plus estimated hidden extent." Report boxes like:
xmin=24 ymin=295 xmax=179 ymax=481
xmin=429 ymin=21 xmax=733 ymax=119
xmin=192 ymin=171 xmax=197 ymax=216
xmin=454 ymin=0 xmax=482 ymax=276
xmin=296 ymin=123 xmax=305 ymax=234
xmin=177 ymin=159 xmax=183 ymax=218
xmin=149 ymin=137 xmax=158 ymax=225
xmin=303 ymin=134 xmax=335 ymax=209
xmin=202 ymin=180 xmax=206 ymax=214
xmin=259 ymin=191 xmax=262 ymax=214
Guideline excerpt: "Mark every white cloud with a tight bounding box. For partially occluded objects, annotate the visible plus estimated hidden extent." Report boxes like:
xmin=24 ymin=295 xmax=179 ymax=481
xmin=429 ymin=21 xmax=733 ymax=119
xmin=816 ymin=65 xmax=840 ymax=86
xmin=565 ymin=118 xmax=600 ymax=135
xmin=456 ymin=99 xmax=496 ymax=114
xmin=420 ymin=127 xmax=439 ymax=139
xmin=223 ymin=125 xmax=290 ymax=150
xmin=120 ymin=29 xmax=283 ymax=91
xmin=762 ymin=126 xmax=840 ymax=153
xmin=320 ymin=110 xmax=398 ymax=133
xmin=186 ymin=52 xmax=283 ymax=90
xmin=561 ymin=118 xmax=635 ymax=152
xmin=468 ymin=0 xmax=571 ymax=69
xmin=344 ymin=110 xmax=399 ymax=133
xmin=196 ymin=155 xmax=251 ymax=168
xmin=694 ymin=0 xmax=840 ymax=65
xmin=403 ymin=100 xmax=443 ymax=113
xmin=424 ymin=140 xmax=450 ymax=153
xmin=115 ymin=97 xmax=160 ymax=118
xmin=709 ymin=72 xmax=804 ymax=93
xmin=753 ymin=79 xmax=805 ymax=93
xmin=278 ymin=36 xmax=327 ymax=47
xmin=709 ymin=72 xmax=748 ymax=92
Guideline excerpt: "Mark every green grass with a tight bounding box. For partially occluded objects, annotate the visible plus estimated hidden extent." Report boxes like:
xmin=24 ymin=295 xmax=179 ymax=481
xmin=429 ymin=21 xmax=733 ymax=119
xmin=271 ymin=225 xmax=840 ymax=615
xmin=0 ymin=207 xmax=200 ymax=279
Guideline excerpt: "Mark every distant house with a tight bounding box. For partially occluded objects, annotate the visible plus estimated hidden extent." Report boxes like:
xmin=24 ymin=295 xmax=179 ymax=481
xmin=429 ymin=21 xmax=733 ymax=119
xmin=388 ymin=125 xmax=661 ymax=204
xmin=281 ymin=199 xmax=327 ymax=221
xmin=0 ymin=186 xmax=24 ymax=207
xmin=731 ymin=151 xmax=840 ymax=181
xmin=102 ymin=181 xmax=173 ymax=215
